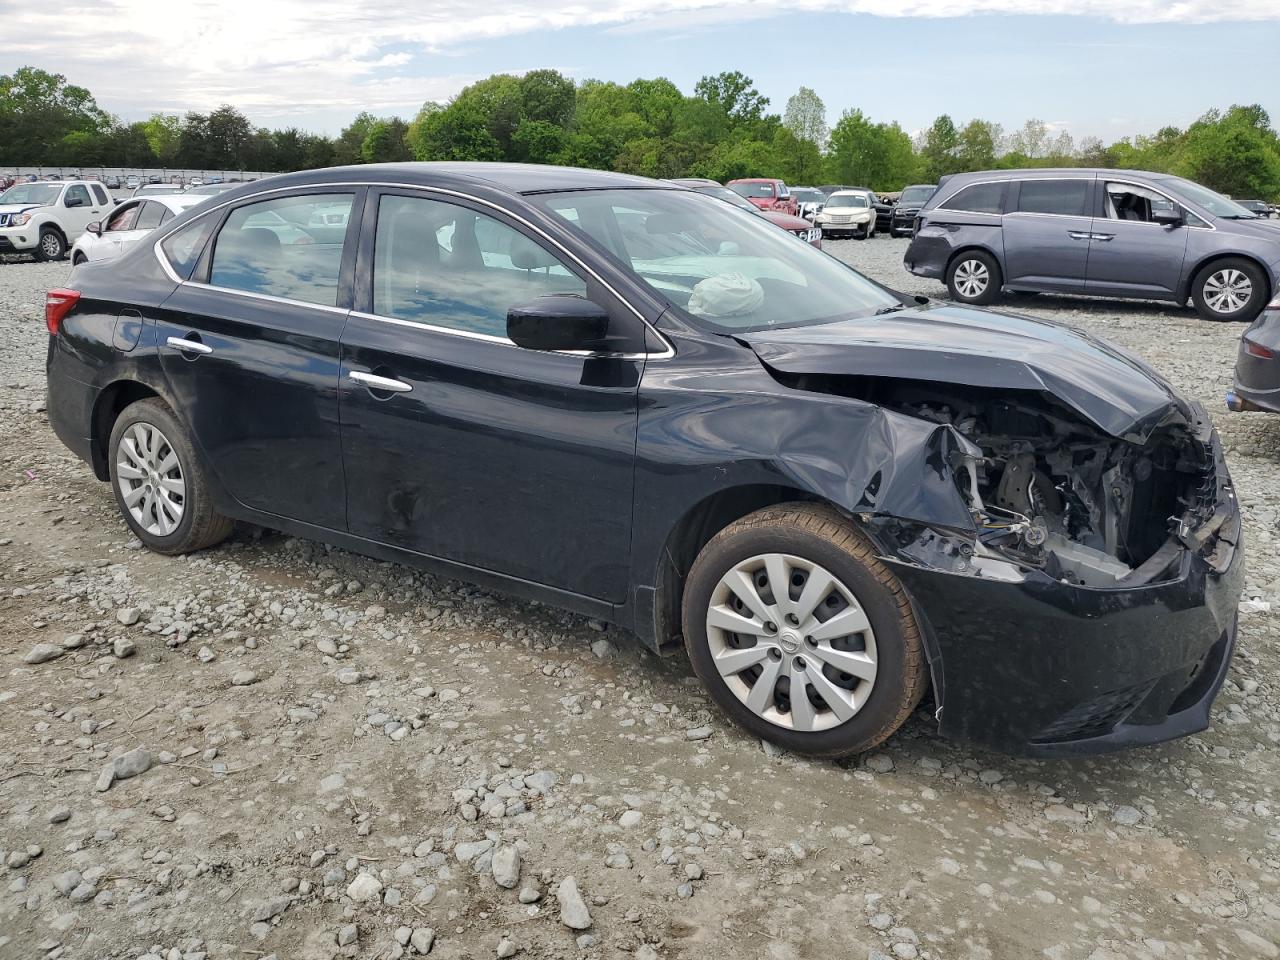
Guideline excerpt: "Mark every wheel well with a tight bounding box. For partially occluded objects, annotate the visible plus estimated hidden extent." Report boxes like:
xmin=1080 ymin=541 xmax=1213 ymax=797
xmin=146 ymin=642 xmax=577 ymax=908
xmin=40 ymin=223 xmax=67 ymax=241
xmin=650 ymin=484 xmax=821 ymax=654
xmin=1184 ymin=253 xmax=1271 ymax=305
xmin=90 ymin=381 xmax=160 ymax=480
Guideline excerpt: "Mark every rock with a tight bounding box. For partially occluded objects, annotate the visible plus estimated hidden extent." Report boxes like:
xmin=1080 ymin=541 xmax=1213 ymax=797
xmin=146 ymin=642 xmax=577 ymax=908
xmin=410 ymin=928 xmax=435 ymax=953
xmin=454 ymin=839 xmax=493 ymax=864
xmin=1235 ymin=930 xmax=1279 ymax=959
xmin=231 ymin=669 xmax=258 ymax=686
xmin=685 ymin=725 xmax=714 ymax=741
xmin=576 ymin=934 xmax=597 ymax=949
xmin=346 ymin=873 xmax=383 ymax=902
xmin=866 ymin=754 xmax=894 ymax=773
xmin=52 ymin=870 xmax=82 ymax=896
xmin=619 ymin=810 xmax=643 ymax=828
xmin=557 ymin=876 xmax=592 ymax=930
xmin=518 ymin=885 xmax=542 ymax=904
xmin=524 ymin=770 xmax=558 ymax=793
xmin=23 ymin=643 xmax=64 ymax=664
xmin=116 ymin=607 xmax=141 ymax=626
xmin=68 ymin=882 xmax=97 ymax=904
xmin=254 ymin=895 xmax=292 ymax=922
xmin=336 ymin=667 xmax=363 ymax=685
xmin=337 ymin=924 xmax=358 ymax=946
xmin=492 ymin=844 xmax=520 ymax=889
xmin=590 ymin=638 xmax=616 ymax=660
xmin=61 ymin=633 xmax=87 ymax=650
xmin=96 ymin=747 xmax=152 ymax=792
xmin=1111 ymin=805 xmax=1142 ymax=826
xmin=1043 ymin=804 xmax=1086 ymax=825
xmin=112 ymin=637 xmax=137 ymax=658
xmin=497 ymin=937 xmax=517 ymax=958
xmin=978 ymin=769 xmax=1004 ymax=784
xmin=47 ymin=806 xmax=71 ymax=824
xmin=318 ymin=773 xmax=346 ymax=794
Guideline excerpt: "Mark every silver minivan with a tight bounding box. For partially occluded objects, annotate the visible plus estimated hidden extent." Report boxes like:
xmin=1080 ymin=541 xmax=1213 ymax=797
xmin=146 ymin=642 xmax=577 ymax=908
xmin=904 ymin=168 xmax=1280 ymax=322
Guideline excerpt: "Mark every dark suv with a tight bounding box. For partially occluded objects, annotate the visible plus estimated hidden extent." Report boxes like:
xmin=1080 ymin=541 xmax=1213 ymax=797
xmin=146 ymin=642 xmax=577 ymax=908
xmin=889 ymin=184 xmax=936 ymax=237
xmin=45 ymin=163 xmax=1242 ymax=759
xmin=904 ymin=168 xmax=1280 ymax=322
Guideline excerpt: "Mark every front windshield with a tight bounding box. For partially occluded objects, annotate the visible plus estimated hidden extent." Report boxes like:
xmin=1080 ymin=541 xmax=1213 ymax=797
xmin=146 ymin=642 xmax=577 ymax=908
xmin=1169 ymin=178 xmax=1257 ymax=219
xmin=0 ymin=183 xmax=61 ymax=206
xmin=729 ymin=181 xmax=775 ymax=199
xmin=828 ymin=192 xmax=869 ymax=208
xmin=693 ymin=184 xmax=759 ymax=212
xmin=531 ymin=188 xmax=901 ymax=333
xmin=899 ymin=186 xmax=934 ymax=205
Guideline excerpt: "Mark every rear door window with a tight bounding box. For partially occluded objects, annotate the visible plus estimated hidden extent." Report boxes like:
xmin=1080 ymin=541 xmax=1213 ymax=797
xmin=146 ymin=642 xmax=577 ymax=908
xmin=90 ymin=184 xmax=110 ymax=206
xmin=941 ymin=182 xmax=1006 ymax=214
xmin=160 ymin=216 xmax=217 ymax=279
xmin=1016 ymin=179 xmax=1089 ymax=217
xmin=208 ymin=193 xmax=355 ymax=306
xmin=135 ymin=201 xmax=165 ymax=231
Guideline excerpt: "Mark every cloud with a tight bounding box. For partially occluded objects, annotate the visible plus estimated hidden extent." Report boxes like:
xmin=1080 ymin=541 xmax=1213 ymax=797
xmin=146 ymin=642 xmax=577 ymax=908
xmin=0 ymin=0 xmax=1274 ymax=129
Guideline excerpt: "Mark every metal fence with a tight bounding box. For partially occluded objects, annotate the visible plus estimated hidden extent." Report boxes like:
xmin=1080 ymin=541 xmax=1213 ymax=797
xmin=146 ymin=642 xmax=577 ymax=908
xmin=1 ymin=166 xmax=273 ymax=182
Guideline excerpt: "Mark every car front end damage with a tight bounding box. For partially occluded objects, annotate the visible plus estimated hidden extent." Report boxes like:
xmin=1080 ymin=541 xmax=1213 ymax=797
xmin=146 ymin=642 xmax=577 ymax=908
xmin=744 ymin=305 xmax=1245 ymax=755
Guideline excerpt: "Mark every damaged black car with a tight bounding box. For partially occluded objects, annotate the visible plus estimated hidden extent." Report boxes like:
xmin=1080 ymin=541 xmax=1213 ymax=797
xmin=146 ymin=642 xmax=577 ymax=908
xmin=44 ymin=164 xmax=1243 ymax=759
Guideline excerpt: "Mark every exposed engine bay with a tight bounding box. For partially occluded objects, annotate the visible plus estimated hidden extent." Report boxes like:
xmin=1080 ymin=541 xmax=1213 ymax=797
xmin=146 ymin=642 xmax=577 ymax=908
xmin=778 ymin=374 xmax=1217 ymax=587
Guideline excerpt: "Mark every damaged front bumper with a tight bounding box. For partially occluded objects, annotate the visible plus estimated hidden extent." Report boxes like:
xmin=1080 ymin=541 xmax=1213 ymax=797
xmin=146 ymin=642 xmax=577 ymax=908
xmin=875 ymin=426 xmax=1244 ymax=757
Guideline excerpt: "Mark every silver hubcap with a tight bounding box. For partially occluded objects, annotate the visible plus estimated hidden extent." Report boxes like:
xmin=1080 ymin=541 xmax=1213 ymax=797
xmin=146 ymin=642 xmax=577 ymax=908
xmin=41 ymin=234 xmax=60 ymax=257
xmin=954 ymin=259 xmax=989 ymax=298
xmin=1203 ymin=269 xmax=1252 ymax=314
xmin=705 ymin=553 xmax=878 ymax=733
xmin=116 ymin=422 xmax=185 ymax=536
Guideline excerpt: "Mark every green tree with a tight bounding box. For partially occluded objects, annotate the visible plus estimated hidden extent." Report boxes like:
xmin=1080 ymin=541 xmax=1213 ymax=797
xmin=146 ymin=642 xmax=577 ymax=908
xmin=334 ymin=111 xmax=379 ymax=164
xmin=693 ymin=71 xmax=768 ymax=126
xmin=143 ymin=114 xmax=183 ymax=165
xmin=361 ymin=118 xmax=412 ymax=163
xmin=783 ymin=86 xmax=827 ymax=149
xmin=0 ymin=66 xmax=107 ymax=164
xmin=1176 ymin=105 xmax=1280 ymax=198
xmin=407 ymin=99 xmax=501 ymax=161
xmin=956 ymin=119 xmax=1000 ymax=173
xmin=826 ymin=109 xmax=916 ymax=190
xmin=206 ymin=105 xmax=253 ymax=168
xmin=920 ymin=114 xmax=960 ymax=180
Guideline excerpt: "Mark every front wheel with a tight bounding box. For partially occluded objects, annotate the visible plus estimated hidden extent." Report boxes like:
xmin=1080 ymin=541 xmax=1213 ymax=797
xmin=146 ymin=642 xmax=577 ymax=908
xmin=682 ymin=504 xmax=927 ymax=758
xmin=108 ymin=398 xmax=234 ymax=554
xmin=946 ymin=250 xmax=1001 ymax=305
xmin=1192 ymin=258 xmax=1266 ymax=322
xmin=35 ymin=228 xmax=66 ymax=262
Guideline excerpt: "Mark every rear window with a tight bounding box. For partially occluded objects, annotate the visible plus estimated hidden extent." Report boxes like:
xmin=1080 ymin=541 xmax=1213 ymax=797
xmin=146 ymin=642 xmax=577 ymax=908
xmin=159 ymin=216 xmax=217 ymax=279
xmin=730 ymin=181 xmax=775 ymax=199
xmin=1016 ymin=179 xmax=1089 ymax=217
xmin=941 ymin=181 xmax=1005 ymax=214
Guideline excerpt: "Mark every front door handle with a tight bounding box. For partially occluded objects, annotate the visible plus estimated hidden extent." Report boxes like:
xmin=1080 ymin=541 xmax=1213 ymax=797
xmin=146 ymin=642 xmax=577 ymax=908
xmin=1067 ymin=231 xmax=1092 ymax=241
xmin=349 ymin=370 xmax=412 ymax=394
xmin=166 ymin=336 xmax=212 ymax=354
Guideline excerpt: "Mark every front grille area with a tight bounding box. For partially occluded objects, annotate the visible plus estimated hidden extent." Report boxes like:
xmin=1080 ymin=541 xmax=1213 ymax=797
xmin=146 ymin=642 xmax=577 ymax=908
xmin=1031 ymin=679 xmax=1158 ymax=744
xmin=0 ymin=214 xmax=9 ymax=228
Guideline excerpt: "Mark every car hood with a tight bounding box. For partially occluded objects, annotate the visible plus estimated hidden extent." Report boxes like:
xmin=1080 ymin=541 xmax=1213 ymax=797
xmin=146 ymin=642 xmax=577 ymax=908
xmin=0 ymin=203 xmax=47 ymax=215
xmin=760 ymin=211 xmax=812 ymax=231
xmin=741 ymin=302 xmax=1193 ymax=441
xmin=1213 ymin=216 xmax=1280 ymax=241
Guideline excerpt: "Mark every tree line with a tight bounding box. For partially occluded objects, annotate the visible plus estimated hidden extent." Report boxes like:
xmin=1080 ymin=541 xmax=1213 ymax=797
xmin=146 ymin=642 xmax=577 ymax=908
xmin=3 ymin=66 xmax=1278 ymax=199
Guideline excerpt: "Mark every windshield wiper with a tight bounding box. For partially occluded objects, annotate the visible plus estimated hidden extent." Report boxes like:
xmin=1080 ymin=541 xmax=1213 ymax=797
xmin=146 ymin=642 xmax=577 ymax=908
xmin=874 ymin=305 xmax=906 ymax=316
xmin=1220 ymin=214 xmax=1259 ymax=220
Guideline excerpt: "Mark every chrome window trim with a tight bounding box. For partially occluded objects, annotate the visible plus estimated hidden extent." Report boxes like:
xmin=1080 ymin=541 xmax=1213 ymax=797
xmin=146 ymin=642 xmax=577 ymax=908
xmin=151 ymin=180 xmax=675 ymax=359
xmin=187 ymin=281 xmax=351 ymax=315
xmin=1101 ymin=178 xmax=1216 ymax=231
xmin=933 ymin=175 xmax=1093 ymax=217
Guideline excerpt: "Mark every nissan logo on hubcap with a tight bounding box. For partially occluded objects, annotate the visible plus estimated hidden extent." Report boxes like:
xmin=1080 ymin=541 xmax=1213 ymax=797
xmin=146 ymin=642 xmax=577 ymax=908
xmin=779 ymin=631 xmax=802 ymax=655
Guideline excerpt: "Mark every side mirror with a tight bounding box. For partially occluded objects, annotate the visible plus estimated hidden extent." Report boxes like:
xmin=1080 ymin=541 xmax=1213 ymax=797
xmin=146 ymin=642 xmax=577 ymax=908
xmin=507 ymin=295 xmax=610 ymax=353
xmin=1153 ymin=207 xmax=1183 ymax=227
xmin=65 ymin=195 xmax=84 ymax=208
xmin=86 ymin=221 xmax=101 ymax=236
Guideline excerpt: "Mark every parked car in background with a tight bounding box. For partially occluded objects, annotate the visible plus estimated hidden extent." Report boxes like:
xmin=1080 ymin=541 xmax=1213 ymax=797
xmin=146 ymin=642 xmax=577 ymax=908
xmin=816 ymin=189 xmax=877 ymax=239
xmin=1236 ymin=200 xmax=1273 ymax=219
xmin=104 ymin=175 xmax=122 ymax=190
xmin=668 ymin=178 xmax=821 ymax=247
xmin=905 ymin=168 xmax=1280 ymax=322
xmin=0 ymin=178 xmax=112 ymax=260
xmin=890 ymin=184 xmax=936 ymax=237
xmin=44 ymin=162 xmax=1242 ymax=759
xmin=791 ymin=187 xmax=826 ymax=221
xmin=727 ymin=178 xmax=798 ymax=216
xmin=188 ymin=178 xmax=204 ymax=188
xmin=1229 ymin=298 xmax=1280 ymax=413
xmin=125 ymin=175 xmax=140 ymax=190
xmin=71 ymin=193 xmax=208 ymax=266
xmin=133 ymin=183 xmax=185 ymax=198
xmin=184 ymin=183 xmax=239 ymax=197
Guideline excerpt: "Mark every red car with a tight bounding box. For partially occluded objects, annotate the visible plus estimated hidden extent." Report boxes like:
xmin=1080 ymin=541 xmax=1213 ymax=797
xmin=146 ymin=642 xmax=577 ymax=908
xmin=668 ymin=179 xmax=821 ymax=248
xmin=727 ymin=178 xmax=798 ymax=216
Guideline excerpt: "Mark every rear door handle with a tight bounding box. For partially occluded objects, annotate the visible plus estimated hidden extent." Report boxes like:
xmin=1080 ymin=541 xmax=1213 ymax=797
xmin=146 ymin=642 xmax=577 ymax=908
xmin=166 ymin=336 xmax=212 ymax=354
xmin=349 ymin=370 xmax=412 ymax=394
xmin=1067 ymin=231 xmax=1092 ymax=241
xmin=1090 ymin=233 xmax=1114 ymax=242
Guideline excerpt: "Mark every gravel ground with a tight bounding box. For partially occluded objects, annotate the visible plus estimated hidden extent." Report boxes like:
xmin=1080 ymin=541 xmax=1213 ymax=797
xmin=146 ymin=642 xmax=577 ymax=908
xmin=2 ymin=238 xmax=1279 ymax=960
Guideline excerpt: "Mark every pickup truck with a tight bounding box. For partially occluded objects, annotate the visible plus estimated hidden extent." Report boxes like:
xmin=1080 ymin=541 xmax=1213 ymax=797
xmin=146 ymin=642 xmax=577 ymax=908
xmin=0 ymin=179 xmax=113 ymax=260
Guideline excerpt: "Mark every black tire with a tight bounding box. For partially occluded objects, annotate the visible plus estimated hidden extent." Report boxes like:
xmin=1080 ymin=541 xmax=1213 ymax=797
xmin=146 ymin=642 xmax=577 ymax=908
xmin=1191 ymin=257 xmax=1267 ymax=322
xmin=35 ymin=227 xmax=66 ymax=262
xmin=107 ymin=398 xmax=233 ymax=555
xmin=682 ymin=503 xmax=927 ymax=759
xmin=946 ymin=249 xmax=1001 ymax=305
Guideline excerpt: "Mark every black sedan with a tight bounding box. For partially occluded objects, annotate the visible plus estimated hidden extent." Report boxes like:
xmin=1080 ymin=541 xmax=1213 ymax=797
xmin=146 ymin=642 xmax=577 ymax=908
xmin=45 ymin=163 xmax=1242 ymax=758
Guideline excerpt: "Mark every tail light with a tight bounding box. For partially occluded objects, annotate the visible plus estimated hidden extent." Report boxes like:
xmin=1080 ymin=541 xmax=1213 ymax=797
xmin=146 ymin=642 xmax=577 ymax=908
xmin=45 ymin=289 xmax=81 ymax=335
xmin=1243 ymin=336 xmax=1274 ymax=360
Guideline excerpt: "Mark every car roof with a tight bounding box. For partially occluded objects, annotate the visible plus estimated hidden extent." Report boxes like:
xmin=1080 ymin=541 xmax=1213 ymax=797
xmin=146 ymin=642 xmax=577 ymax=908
xmin=236 ymin=162 xmax=666 ymax=196
xmin=727 ymin=177 xmax=779 ymax=183
xmin=942 ymin=167 xmax=1175 ymax=183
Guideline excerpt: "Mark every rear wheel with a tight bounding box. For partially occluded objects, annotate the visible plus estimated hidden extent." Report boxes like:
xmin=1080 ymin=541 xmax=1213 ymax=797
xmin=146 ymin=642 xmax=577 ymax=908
xmin=1192 ymin=258 xmax=1266 ymax=322
xmin=35 ymin=228 xmax=66 ymax=262
xmin=108 ymin=398 xmax=233 ymax=555
xmin=946 ymin=250 xmax=1001 ymax=305
xmin=682 ymin=504 xmax=926 ymax=758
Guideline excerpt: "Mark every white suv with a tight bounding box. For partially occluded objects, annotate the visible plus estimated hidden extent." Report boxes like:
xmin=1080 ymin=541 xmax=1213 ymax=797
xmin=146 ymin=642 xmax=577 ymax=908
xmin=0 ymin=179 xmax=112 ymax=260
